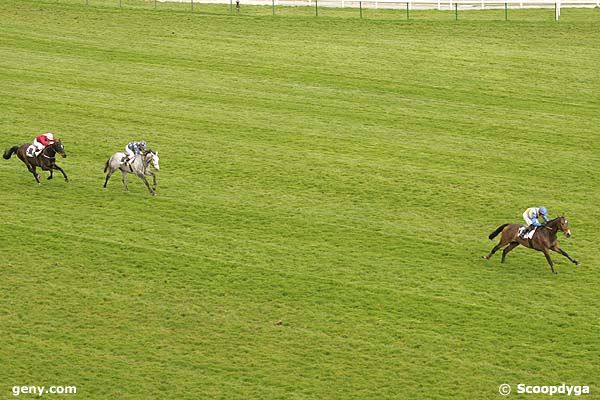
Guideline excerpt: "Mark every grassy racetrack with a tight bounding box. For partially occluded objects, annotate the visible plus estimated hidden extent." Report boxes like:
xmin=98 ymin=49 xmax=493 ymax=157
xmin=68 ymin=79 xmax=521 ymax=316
xmin=1 ymin=1 xmax=599 ymax=398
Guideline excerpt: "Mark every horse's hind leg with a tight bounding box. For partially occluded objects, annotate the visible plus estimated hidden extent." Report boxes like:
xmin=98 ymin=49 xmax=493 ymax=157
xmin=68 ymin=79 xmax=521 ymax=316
xmin=122 ymin=172 xmax=129 ymax=191
xmin=484 ymin=233 xmax=512 ymax=260
xmin=21 ymin=158 xmax=40 ymax=184
xmin=48 ymin=169 xmax=53 ymax=180
xmin=29 ymin=166 xmax=41 ymax=184
xmin=483 ymin=242 xmax=505 ymax=260
xmin=103 ymin=170 xmax=113 ymax=188
xmin=501 ymin=242 xmax=519 ymax=263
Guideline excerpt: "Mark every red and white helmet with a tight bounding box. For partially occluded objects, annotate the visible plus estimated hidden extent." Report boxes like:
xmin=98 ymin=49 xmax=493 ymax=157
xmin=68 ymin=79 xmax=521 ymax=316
xmin=45 ymin=132 xmax=55 ymax=141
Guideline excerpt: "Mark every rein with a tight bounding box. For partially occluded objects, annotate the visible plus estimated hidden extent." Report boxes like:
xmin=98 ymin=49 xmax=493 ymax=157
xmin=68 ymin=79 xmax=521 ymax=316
xmin=143 ymin=152 xmax=156 ymax=168
xmin=543 ymin=218 xmax=563 ymax=234
xmin=41 ymin=147 xmax=55 ymax=159
xmin=41 ymin=143 xmax=61 ymax=160
xmin=128 ymin=153 xmax=153 ymax=173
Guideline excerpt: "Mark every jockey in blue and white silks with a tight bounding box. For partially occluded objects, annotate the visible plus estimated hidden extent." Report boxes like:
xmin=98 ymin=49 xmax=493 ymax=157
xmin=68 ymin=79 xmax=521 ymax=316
xmin=124 ymin=141 xmax=147 ymax=164
xmin=520 ymin=206 xmax=550 ymax=238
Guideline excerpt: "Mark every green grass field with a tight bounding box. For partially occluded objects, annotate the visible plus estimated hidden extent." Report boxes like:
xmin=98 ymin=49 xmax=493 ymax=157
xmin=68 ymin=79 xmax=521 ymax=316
xmin=1 ymin=1 xmax=600 ymax=398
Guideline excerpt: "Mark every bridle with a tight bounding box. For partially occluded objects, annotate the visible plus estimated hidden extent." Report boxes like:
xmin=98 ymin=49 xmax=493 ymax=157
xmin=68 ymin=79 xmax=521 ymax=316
xmin=143 ymin=151 xmax=157 ymax=167
xmin=544 ymin=217 xmax=566 ymax=234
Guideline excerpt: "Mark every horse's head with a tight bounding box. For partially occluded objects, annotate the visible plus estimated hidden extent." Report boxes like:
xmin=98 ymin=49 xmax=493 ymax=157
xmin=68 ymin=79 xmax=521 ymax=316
xmin=549 ymin=216 xmax=571 ymax=238
xmin=52 ymin=140 xmax=67 ymax=158
xmin=558 ymin=216 xmax=571 ymax=238
xmin=145 ymin=150 xmax=160 ymax=171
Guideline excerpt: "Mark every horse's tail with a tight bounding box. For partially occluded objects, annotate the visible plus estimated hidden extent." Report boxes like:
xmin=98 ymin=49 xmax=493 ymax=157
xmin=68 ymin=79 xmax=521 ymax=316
xmin=104 ymin=158 xmax=109 ymax=173
xmin=3 ymin=146 xmax=19 ymax=160
xmin=488 ymin=224 xmax=509 ymax=240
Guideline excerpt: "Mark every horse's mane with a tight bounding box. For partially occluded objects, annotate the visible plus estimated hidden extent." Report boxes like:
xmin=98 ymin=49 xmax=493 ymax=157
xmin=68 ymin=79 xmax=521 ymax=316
xmin=548 ymin=216 xmax=564 ymax=223
xmin=545 ymin=216 xmax=565 ymax=228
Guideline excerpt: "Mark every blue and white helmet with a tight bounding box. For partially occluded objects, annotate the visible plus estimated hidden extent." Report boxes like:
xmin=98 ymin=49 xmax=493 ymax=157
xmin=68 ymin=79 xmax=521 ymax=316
xmin=539 ymin=207 xmax=548 ymax=216
xmin=139 ymin=141 xmax=146 ymax=148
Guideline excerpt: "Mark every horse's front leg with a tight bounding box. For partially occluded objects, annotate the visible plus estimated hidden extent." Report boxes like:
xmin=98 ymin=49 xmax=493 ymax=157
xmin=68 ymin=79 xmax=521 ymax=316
xmin=542 ymin=249 xmax=557 ymax=274
xmin=53 ymin=164 xmax=69 ymax=182
xmin=48 ymin=169 xmax=53 ymax=180
xmin=139 ymin=174 xmax=155 ymax=196
xmin=552 ymin=246 xmax=579 ymax=266
xmin=147 ymin=171 xmax=157 ymax=190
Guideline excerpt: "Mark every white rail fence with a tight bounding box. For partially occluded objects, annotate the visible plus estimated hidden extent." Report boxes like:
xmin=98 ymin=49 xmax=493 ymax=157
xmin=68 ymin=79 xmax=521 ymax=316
xmin=163 ymin=0 xmax=599 ymax=9
xmin=111 ymin=0 xmax=600 ymax=19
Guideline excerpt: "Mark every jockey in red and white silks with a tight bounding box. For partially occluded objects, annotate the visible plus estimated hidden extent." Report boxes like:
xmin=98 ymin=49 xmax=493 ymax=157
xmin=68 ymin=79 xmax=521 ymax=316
xmin=28 ymin=132 xmax=55 ymax=157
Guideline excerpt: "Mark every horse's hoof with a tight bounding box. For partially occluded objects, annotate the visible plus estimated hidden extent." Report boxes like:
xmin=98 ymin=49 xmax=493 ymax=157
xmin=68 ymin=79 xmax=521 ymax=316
xmin=47 ymin=176 xmax=52 ymax=180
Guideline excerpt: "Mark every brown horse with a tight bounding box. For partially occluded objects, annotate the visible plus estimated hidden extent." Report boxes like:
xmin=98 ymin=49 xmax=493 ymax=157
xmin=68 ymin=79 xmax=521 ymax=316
xmin=3 ymin=141 xmax=68 ymax=184
xmin=483 ymin=216 xmax=578 ymax=274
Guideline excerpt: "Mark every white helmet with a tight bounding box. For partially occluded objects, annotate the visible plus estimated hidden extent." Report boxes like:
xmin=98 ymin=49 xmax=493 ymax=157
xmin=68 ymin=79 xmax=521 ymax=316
xmin=46 ymin=132 xmax=54 ymax=140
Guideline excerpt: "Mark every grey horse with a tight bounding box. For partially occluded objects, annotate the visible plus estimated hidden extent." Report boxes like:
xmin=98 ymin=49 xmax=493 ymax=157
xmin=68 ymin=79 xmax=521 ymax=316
xmin=103 ymin=150 xmax=160 ymax=195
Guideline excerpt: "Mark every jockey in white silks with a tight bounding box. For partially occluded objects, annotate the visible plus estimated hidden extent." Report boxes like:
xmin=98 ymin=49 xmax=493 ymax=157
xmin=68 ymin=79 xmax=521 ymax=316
xmin=520 ymin=206 xmax=550 ymax=238
xmin=123 ymin=141 xmax=147 ymax=165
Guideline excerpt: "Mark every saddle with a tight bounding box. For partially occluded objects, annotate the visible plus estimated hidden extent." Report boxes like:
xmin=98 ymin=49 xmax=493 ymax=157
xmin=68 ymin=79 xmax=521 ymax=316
xmin=26 ymin=145 xmax=38 ymax=158
xmin=518 ymin=226 xmax=537 ymax=239
xmin=120 ymin=156 xmax=135 ymax=172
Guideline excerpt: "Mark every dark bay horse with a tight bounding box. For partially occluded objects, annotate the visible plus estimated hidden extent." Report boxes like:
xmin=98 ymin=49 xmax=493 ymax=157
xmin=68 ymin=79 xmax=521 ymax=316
xmin=483 ymin=216 xmax=578 ymax=274
xmin=3 ymin=141 xmax=68 ymax=184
